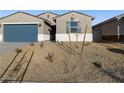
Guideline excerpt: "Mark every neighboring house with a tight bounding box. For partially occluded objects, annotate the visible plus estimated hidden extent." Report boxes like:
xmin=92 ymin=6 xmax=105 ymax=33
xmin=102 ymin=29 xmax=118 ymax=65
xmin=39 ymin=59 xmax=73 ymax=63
xmin=0 ymin=12 xmax=51 ymax=42
xmin=0 ymin=11 xmax=94 ymax=42
xmin=54 ymin=11 xmax=94 ymax=41
xmin=93 ymin=13 xmax=124 ymax=41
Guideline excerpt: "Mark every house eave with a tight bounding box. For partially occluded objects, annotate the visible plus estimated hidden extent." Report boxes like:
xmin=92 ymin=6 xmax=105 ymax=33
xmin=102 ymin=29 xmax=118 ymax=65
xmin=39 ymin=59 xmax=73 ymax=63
xmin=53 ymin=11 xmax=95 ymax=20
xmin=37 ymin=12 xmax=59 ymax=17
xmin=0 ymin=11 xmax=45 ymax=21
xmin=93 ymin=13 xmax=124 ymax=27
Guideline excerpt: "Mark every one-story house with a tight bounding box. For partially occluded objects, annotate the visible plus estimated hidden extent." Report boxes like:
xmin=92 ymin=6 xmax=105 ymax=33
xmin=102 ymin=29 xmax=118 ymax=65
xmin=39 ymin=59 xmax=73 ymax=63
xmin=0 ymin=11 xmax=94 ymax=42
xmin=93 ymin=13 xmax=124 ymax=41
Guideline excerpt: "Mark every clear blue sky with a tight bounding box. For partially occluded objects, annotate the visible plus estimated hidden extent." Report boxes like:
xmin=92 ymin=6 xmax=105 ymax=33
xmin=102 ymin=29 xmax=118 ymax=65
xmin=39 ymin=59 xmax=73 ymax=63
xmin=0 ymin=10 xmax=124 ymax=25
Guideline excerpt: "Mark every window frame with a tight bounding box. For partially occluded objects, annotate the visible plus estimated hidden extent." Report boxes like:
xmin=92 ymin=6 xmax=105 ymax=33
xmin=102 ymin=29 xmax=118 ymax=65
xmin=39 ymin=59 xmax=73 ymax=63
xmin=69 ymin=20 xmax=79 ymax=33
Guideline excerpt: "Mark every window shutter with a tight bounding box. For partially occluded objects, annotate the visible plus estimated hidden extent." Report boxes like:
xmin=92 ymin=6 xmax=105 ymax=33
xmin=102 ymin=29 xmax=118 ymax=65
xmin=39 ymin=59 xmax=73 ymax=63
xmin=66 ymin=21 xmax=69 ymax=33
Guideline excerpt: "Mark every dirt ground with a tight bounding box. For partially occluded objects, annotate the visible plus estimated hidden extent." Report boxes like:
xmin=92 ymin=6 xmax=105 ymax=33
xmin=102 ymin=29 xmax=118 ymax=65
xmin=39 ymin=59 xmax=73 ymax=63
xmin=0 ymin=41 xmax=124 ymax=83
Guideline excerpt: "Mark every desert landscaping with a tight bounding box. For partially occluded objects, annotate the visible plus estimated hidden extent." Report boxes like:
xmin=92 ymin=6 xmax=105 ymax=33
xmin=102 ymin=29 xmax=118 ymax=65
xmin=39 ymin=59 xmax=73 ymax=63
xmin=0 ymin=41 xmax=124 ymax=83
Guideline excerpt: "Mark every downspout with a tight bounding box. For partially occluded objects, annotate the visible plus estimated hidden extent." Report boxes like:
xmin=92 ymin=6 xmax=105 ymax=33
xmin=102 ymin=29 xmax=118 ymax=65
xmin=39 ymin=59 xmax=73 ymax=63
xmin=117 ymin=19 xmax=120 ymax=41
xmin=116 ymin=16 xmax=121 ymax=41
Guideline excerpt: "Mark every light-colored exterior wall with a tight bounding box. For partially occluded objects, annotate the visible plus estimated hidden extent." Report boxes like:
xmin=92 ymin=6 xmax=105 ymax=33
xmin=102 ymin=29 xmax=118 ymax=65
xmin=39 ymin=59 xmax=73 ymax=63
xmin=38 ymin=12 xmax=58 ymax=40
xmin=56 ymin=33 xmax=92 ymax=41
xmin=43 ymin=22 xmax=51 ymax=34
xmin=0 ymin=12 xmax=50 ymax=41
xmin=40 ymin=22 xmax=50 ymax=40
xmin=38 ymin=34 xmax=50 ymax=41
xmin=38 ymin=13 xmax=58 ymax=25
xmin=55 ymin=12 xmax=93 ymax=41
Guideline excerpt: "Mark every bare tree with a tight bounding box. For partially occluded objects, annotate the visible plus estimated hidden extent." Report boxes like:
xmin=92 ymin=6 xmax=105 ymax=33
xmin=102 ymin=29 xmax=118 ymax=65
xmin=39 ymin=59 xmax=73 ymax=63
xmin=80 ymin=24 xmax=88 ymax=59
xmin=68 ymin=23 xmax=72 ymax=51
xmin=75 ymin=20 xmax=81 ymax=55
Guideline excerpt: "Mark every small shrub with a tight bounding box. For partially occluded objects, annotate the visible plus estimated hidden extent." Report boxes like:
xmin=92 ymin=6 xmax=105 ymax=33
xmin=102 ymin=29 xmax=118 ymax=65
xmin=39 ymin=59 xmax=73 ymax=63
xmin=40 ymin=42 xmax=44 ymax=48
xmin=62 ymin=61 xmax=69 ymax=73
xmin=60 ymin=41 xmax=64 ymax=45
xmin=30 ymin=42 xmax=35 ymax=46
xmin=84 ymin=42 xmax=91 ymax=46
xmin=45 ymin=52 xmax=54 ymax=63
xmin=70 ymin=64 xmax=77 ymax=72
xmin=93 ymin=61 xmax=102 ymax=68
xmin=15 ymin=48 xmax=22 ymax=54
xmin=75 ymin=44 xmax=78 ymax=49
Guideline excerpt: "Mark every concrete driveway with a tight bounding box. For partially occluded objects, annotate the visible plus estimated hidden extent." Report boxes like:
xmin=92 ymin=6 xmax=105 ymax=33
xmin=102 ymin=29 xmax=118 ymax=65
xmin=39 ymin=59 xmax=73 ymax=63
xmin=0 ymin=42 xmax=30 ymax=54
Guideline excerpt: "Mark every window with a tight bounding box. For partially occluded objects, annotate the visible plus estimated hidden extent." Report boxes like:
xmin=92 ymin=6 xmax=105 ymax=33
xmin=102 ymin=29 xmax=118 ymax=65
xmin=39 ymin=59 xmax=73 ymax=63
xmin=71 ymin=28 xmax=78 ymax=33
xmin=70 ymin=21 xmax=78 ymax=27
xmin=69 ymin=21 xmax=78 ymax=33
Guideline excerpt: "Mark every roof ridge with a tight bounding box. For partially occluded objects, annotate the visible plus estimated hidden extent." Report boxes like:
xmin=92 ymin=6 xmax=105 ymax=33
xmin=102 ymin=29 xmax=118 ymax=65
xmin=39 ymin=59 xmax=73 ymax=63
xmin=0 ymin=11 xmax=44 ymax=20
xmin=53 ymin=11 xmax=95 ymax=20
xmin=37 ymin=12 xmax=59 ymax=16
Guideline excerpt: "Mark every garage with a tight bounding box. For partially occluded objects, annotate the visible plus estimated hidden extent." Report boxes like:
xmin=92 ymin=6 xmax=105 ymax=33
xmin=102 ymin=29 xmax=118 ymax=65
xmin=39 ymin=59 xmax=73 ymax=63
xmin=4 ymin=24 xmax=38 ymax=42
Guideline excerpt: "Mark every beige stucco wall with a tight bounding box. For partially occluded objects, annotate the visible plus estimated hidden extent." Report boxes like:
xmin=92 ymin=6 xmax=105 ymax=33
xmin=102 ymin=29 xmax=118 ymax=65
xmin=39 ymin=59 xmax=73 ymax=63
xmin=43 ymin=22 xmax=51 ymax=34
xmin=0 ymin=13 xmax=50 ymax=35
xmin=38 ymin=13 xmax=58 ymax=25
xmin=55 ymin=12 xmax=92 ymax=34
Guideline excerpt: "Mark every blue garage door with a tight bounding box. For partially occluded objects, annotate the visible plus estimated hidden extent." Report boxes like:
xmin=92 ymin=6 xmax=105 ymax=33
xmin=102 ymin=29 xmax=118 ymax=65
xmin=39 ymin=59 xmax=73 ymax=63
xmin=4 ymin=24 xmax=38 ymax=42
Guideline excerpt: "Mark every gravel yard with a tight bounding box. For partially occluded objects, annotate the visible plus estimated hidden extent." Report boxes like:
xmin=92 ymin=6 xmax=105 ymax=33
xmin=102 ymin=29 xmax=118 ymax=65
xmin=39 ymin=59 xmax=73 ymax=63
xmin=0 ymin=41 xmax=124 ymax=83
